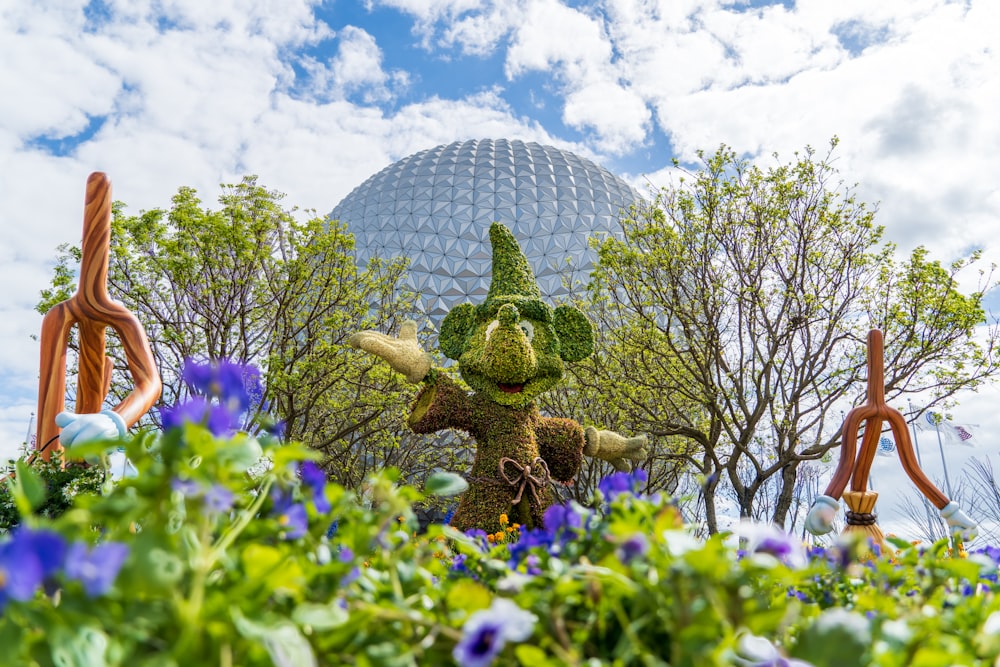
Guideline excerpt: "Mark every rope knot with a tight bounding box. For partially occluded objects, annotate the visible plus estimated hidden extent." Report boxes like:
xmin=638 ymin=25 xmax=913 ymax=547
xmin=498 ymin=456 xmax=551 ymax=506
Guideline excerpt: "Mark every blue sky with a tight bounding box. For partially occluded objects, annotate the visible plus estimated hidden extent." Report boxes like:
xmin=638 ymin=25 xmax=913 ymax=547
xmin=2 ymin=0 xmax=999 ymax=535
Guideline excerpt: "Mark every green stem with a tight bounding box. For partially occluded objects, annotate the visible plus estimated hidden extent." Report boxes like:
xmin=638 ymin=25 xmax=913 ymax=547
xmin=210 ymin=478 xmax=273 ymax=560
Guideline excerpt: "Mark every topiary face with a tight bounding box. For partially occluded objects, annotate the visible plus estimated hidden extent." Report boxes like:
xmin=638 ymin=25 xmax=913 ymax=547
xmin=438 ymin=222 xmax=596 ymax=407
xmin=457 ymin=301 xmax=564 ymax=407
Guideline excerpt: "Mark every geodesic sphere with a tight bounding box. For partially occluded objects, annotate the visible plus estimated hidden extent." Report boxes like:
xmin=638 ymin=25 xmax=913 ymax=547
xmin=329 ymin=138 xmax=641 ymax=325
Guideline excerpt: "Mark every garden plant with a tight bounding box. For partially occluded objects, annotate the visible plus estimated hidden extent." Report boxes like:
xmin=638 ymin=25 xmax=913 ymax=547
xmin=2 ymin=360 xmax=1000 ymax=666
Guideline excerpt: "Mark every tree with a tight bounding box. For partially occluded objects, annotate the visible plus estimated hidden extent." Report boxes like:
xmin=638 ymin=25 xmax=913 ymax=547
xmin=38 ymin=177 xmax=454 ymax=488
xmin=584 ymin=140 xmax=1000 ymax=533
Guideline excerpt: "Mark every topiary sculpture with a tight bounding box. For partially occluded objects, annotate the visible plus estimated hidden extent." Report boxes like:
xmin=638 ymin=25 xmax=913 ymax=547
xmin=350 ymin=223 xmax=648 ymax=533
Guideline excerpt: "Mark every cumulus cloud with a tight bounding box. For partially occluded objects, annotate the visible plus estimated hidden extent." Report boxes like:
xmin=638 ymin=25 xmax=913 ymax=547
xmin=3 ymin=0 xmax=1000 ymax=485
xmin=303 ymin=25 xmax=410 ymax=103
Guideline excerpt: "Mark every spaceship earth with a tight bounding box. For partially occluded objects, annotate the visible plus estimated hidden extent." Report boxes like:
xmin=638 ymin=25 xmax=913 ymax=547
xmin=330 ymin=138 xmax=642 ymax=324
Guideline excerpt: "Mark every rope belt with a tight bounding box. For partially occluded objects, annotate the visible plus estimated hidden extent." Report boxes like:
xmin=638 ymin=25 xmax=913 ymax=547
xmin=497 ymin=456 xmax=551 ymax=506
xmin=845 ymin=510 xmax=877 ymax=526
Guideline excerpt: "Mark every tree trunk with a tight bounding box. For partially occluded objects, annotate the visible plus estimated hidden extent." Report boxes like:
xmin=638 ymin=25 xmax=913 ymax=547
xmin=771 ymin=462 xmax=799 ymax=527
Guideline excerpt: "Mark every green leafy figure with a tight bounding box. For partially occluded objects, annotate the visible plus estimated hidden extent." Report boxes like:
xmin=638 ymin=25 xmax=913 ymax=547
xmin=350 ymin=223 xmax=648 ymax=533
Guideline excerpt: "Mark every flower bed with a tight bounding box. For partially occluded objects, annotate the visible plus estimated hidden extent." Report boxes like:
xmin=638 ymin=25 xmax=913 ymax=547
xmin=3 ymin=367 xmax=999 ymax=665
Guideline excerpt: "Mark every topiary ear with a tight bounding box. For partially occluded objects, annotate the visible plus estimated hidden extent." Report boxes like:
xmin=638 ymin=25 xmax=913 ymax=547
xmin=554 ymin=305 xmax=594 ymax=362
xmin=439 ymin=303 xmax=477 ymax=360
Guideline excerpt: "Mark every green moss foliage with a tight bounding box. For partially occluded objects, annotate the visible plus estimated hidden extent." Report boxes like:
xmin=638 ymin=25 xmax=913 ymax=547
xmin=553 ymin=304 xmax=594 ymax=362
xmin=408 ymin=374 xmax=583 ymax=533
xmin=485 ymin=223 xmax=541 ymax=304
xmin=439 ymin=302 xmax=476 ymax=360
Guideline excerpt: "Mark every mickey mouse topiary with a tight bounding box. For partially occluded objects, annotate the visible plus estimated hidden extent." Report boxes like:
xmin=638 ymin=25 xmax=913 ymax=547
xmin=350 ymin=223 xmax=648 ymax=534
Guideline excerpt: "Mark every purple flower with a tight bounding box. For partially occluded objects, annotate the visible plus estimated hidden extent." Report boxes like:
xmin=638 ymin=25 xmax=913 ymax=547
xmin=453 ymin=598 xmax=537 ymax=667
xmin=734 ymin=522 xmax=807 ymax=569
xmin=542 ymin=503 xmax=582 ymax=534
xmin=203 ymin=484 xmax=236 ymax=514
xmin=616 ymin=533 xmax=650 ymax=564
xmin=0 ymin=532 xmax=49 ymax=611
xmin=508 ymin=528 xmax=554 ymax=564
xmin=271 ymin=488 xmax=309 ymax=540
xmin=299 ymin=461 xmax=331 ymax=514
xmin=160 ymin=397 xmax=240 ymax=436
xmin=171 ymin=477 xmax=202 ymax=497
xmin=465 ymin=529 xmax=490 ymax=552
xmin=182 ymin=359 xmax=262 ymax=413
xmin=598 ymin=468 xmax=648 ymax=500
xmin=64 ymin=541 xmax=129 ymax=597
xmin=14 ymin=527 xmax=67 ymax=579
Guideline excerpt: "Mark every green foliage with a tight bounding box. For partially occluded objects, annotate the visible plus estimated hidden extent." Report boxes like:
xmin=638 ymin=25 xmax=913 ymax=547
xmin=486 ymin=223 xmax=542 ymax=304
xmin=4 ymin=422 xmax=1000 ymax=666
xmin=37 ymin=177 xmax=454 ymax=490
xmin=0 ymin=451 xmax=104 ymax=531
xmin=440 ymin=303 xmax=477 ymax=360
xmin=552 ymin=304 xmax=594 ymax=363
xmin=582 ymin=139 xmax=1000 ymax=530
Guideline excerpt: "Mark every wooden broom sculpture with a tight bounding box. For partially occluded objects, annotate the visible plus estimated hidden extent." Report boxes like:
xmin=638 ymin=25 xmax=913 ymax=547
xmin=804 ymin=330 xmax=977 ymax=550
xmin=35 ymin=172 xmax=161 ymax=457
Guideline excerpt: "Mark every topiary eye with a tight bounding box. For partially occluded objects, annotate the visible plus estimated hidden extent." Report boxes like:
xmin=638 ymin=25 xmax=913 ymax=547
xmin=518 ymin=320 xmax=534 ymax=341
xmin=485 ymin=320 xmax=499 ymax=340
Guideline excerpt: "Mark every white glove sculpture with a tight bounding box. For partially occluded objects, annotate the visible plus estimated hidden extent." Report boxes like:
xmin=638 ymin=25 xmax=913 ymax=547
xmin=55 ymin=410 xmax=127 ymax=446
xmin=804 ymin=494 xmax=840 ymax=536
xmin=940 ymin=501 xmax=978 ymax=541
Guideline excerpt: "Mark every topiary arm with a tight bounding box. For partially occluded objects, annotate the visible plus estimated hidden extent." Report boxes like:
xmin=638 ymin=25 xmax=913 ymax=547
xmin=407 ymin=372 xmax=474 ymax=435
xmin=536 ymin=417 xmax=585 ymax=482
xmin=348 ymin=320 xmax=432 ymax=384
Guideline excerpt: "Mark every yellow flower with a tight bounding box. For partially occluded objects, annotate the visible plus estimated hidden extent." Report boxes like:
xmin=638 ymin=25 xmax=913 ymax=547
xmin=499 ymin=513 xmax=509 ymax=527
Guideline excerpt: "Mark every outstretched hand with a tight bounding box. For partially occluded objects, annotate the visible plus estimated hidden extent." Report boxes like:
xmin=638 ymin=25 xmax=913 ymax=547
xmin=940 ymin=501 xmax=978 ymax=541
xmin=348 ymin=320 xmax=432 ymax=384
xmin=804 ymin=495 xmax=840 ymax=536
xmin=584 ymin=427 xmax=649 ymax=472
xmin=55 ymin=410 xmax=127 ymax=446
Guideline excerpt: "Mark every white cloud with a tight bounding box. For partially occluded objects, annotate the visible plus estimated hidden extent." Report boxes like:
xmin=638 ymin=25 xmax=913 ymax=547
xmin=2 ymin=0 xmax=1000 ymax=544
xmin=302 ymin=25 xmax=410 ymax=103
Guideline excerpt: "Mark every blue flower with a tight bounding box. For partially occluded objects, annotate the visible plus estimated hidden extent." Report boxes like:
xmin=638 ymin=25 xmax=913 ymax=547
xmin=0 ymin=531 xmax=49 ymax=611
xmin=160 ymin=397 xmax=240 ymax=436
xmin=299 ymin=461 xmax=331 ymax=514
xmin=542 ymin=502 xmax=582 ymax=535
xmin=203 ymin=484 xmax=236 ymax=514
xmin=598 ymin=468 xmax=648 ymax=500
xmin=453 ymin=598 xmax=537 ymax=667
xmin=171 ymin=477 xmax=202 ymax=497
xmin=14 ymin=527 xmax=67 ymax=579
xmin=182 ymin=359 xmax=262 ymax=413
xmin=734 ymin=522 xmax=807 ymax=569
xmin=465 ymin=529 xmax=490 ymax=552
xmin=616 ymin=533 xmax=649 ymax=564
xmin=508 ymin=528 xmax=554 ymax=564
xmin=64 ymin=541 xmax=129 ymax=597
xmin=271 ymin=488 xmax=309 ymax=540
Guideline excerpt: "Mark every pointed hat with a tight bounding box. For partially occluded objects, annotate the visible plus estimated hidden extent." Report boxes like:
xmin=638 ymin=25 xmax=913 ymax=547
xmin=486 ymin=222 xmax=541 ymax=303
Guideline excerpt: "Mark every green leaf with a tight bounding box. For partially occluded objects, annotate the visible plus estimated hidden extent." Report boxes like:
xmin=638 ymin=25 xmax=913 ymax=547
xmin=50 ymin=626 xmax=110 ymax=667
xmin=292 ymin=602 xmax=349 ymax=631
xmin=793 ymin=609 xmax=870 ymax=667
xmin=13 ymin=458 xmax=46 ymax=513
xmin=446 ymin=580 xmax=491 ymax=614
xmin=233 ymin=609 xmax=317 ymax=667
xmin=514 ymin=645 xmax=554 ymax=666
xmin=424 ymin=471 xmax=468 ymax=497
